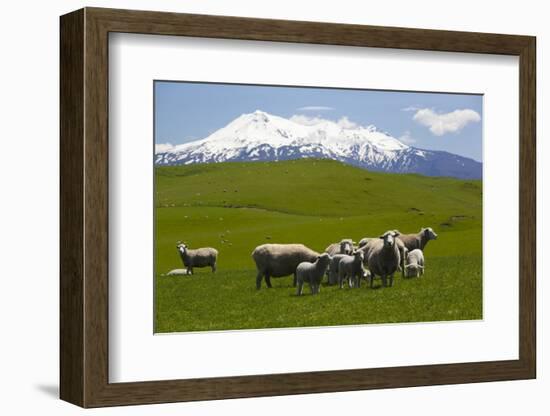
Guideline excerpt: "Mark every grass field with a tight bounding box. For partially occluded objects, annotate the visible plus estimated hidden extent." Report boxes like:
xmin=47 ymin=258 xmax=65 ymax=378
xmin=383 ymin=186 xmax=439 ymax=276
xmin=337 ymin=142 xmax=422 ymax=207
xmin=155 ymin=159 xmax=482 ymax=333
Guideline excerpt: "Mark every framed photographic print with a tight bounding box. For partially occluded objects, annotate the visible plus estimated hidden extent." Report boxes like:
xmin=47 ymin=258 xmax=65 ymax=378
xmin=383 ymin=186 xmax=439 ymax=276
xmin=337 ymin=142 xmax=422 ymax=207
xmin=60 ymin=7 xmax=536 ymax=408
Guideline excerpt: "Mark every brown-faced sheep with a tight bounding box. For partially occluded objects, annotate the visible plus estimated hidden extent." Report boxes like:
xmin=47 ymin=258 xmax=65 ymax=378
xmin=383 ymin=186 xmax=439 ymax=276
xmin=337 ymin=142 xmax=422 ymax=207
xmin=252 ymin=243 xmax=319 ymax=289
xmin=296 ymin=253 xmax=331 ymax=295
xmin=365 ymin=230 xmax=401 ymax=288
xmin=176 ymin=243 xmax=218 ymax=275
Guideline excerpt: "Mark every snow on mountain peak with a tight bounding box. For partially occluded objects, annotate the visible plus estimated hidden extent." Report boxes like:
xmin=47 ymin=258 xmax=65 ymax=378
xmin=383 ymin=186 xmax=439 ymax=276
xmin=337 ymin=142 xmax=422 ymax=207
xmin=155 ymin=110 xmax=482 ymax=179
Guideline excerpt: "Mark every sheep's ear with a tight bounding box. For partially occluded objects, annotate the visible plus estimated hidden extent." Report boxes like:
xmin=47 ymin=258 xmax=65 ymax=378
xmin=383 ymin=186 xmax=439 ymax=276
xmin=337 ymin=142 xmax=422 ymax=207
xmin=394 ymin=231 xmax=401 ymax=237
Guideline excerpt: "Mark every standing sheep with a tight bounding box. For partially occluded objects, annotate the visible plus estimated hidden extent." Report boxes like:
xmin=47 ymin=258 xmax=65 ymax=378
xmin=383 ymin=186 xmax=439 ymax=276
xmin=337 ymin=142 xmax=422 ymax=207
xmin=360 ymin=233 xmax=407 ymax=277
xmin=327 ymin=254 xmax=347 ymax=285
xmin=296 ymin=253 xmax=331 ymax=295
xmin=324 ymin=239 xmax=354 ymax=256
xmin=176 ymin=243 xmax=218 ymax=275
xmin=365 ymin=230 xmax=401 ymax=288
xmin=397 ymin=227 xmax=438 ymax=252
xmin=404 ymin=249 xmax=425 ymax=278
xmin=338 ymin=250 xmax=365 ymax=289
xmin=252 ymin=243 xmax=319 ymax=290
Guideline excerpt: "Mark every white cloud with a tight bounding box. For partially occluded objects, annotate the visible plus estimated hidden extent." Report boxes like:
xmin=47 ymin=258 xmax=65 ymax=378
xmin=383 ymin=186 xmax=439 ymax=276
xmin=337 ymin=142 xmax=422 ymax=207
xmin=290 ymin=114 xmax=361 ymax=130
xmin=398 ymin=131 xmax=416 ymax=144
xmin=290 ymin=114 xmax=327 ymax=126
xmin=336 ymin=116 xmax=358 ymax=129
xmin=155 ymin=143 xmax=175 ymax=154
xmin=296 ymin=106 xmax=334 ymax=111
xmin=412 ymin=108 xmax=481 ymax=136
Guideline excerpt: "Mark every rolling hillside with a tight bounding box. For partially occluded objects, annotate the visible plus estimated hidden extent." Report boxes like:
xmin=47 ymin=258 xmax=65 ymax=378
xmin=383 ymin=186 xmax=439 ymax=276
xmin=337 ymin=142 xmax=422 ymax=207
xmin=155 ymin=159 xmax=482 ymax=332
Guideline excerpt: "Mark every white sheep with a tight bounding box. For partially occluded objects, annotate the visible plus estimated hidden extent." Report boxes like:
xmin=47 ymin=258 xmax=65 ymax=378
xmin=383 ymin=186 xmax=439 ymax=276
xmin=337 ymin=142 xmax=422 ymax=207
xmin=405 ymin=249 xmax=425 ymax=278
xmin=176 ymin=243 xmax=218 ymax=275
xmin=338 ymin=250 xmax=365 ymax=289
xmin=364 ymin=230 xmax=401 ymax=288
xmin=324 ymin=239 xmax=354 ymax=256
xmin=296 ymin=253 xmax=331 ymax=295
xmin=327 ymin=254 xmax=347 ymax=285
xmin=252 ymin=243 xmax=319 ymax=289
xmin=163 ymin=268 xmax=191 ymax=276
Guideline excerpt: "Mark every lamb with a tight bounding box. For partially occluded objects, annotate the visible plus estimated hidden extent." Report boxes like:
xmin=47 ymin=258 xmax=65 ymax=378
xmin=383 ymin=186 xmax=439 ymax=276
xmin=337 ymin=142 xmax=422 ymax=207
xmin=397 ymin=227 xmax=438 ymax=252
xmin=405 ymin=249 xmax=425 ymax=278
xmin=365 ymin=230 xmax=401 ymax=288
xmin=176 ymin=243 xmax=218 ymax=275
xmin=338 ymin=250 xmax=365 ymax=289
xmin=252 ymin=243 xmax=319 ymax=290
xmin=296 ymin=253 xmax=331 ymax=295
xmin=327 ymin=254 xmax=347 ymax=285
xmin=164 ymin=268 xmax=191 ymax=276
xmin=324 ymin=239 xmax=354 ymax=256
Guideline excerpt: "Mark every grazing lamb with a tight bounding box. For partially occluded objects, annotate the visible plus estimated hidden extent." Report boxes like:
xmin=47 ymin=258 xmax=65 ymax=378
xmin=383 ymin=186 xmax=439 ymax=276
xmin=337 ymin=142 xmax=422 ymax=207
xmin=397 ymin=227 xmax=438 ymax=252
xmin=365 ymin=230 xmax=401 ymax=288
xmin=252 ymin=243 xmax=319 ymax=289
xmin=324 ymin=239 xmax=354 ymax=256
xmin=327 ymin=254 xmax=347 ymax=286
xmin=338 ymin=250 xmax=365 ymax=289
xmin=296 ymin=253 xmax=331 ymax=295
xmin=405 ymin=249 xmax=425 ymax=278
xmin=176 ymin=243 xmax=218 ymax=275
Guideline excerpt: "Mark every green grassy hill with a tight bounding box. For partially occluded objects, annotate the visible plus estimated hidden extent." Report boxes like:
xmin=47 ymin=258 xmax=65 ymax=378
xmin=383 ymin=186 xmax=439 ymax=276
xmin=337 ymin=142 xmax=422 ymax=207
xmin=155 ymin=159 xmax=482 ymax=332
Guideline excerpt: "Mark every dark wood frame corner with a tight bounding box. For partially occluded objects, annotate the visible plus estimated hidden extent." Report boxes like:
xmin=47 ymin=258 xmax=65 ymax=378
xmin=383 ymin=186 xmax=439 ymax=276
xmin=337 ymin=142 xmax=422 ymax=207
xmin=60 ymin=7 xmax=536 ymax=408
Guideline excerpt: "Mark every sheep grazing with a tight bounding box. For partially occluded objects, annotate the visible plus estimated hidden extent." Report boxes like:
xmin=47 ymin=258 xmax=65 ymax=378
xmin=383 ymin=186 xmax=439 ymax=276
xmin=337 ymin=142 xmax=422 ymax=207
xmin=397 ymin=227 xmax=438 ymax=252
xmin=176 ymin=243 xmax=218 ymax=275
xmin=296 ymin=253 xmax=331 ymax=295
xmin=324 ymin=239 xmax=354 ymax=256
xmin=365 ymin=230 xmax=401 ymax=288
xmin=405 ymin=249 xmax=425 ymax=278
xmin=338 ymin=250 xmax=365 ymax=289
xmin=252 ymin=243 xmax=319 ymax=290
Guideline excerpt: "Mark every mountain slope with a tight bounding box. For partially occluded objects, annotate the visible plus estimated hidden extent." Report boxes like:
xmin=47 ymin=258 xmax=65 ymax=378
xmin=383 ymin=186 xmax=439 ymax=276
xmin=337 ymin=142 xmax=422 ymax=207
xmin=156 ymin=110 xmax=482 ymax=179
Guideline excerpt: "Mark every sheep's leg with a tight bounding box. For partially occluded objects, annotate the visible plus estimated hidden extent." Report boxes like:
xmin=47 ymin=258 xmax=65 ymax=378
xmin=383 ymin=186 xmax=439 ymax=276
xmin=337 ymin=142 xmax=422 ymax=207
xmin=370 ymin=273 xmax=375 ymax=289
xmin=256 ymin=271 xmax=264 ymax=290
xmin=293 ymin=273 xmax=297 ymax=287
xmin=357 ymin=273 xmax=361 ymax=288
xmin=265 ymin=274 xmax=272 ymax=288
xmin=389 ymin=274 xmax=394 ymax=287
xmin=187 ymin=267 xmax=193 ymax=275
xmin=296 ymin=280 xmax=303 ymax=296
xmin=382 ymin=275 xmax=387 ymax=287
xmin=212 ymin=262 xmax=217 ymax=273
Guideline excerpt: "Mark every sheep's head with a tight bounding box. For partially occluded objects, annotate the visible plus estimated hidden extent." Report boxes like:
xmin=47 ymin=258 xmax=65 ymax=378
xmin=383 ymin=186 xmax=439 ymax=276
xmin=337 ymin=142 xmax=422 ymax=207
xmin=352 ymin=250 xmax=364 ymax=261
xmin=176 ymin=242 xmax=187 ymax=254
xmin=422 ymin=227 xmax=438 ymax=241
xmin=340 ymin=239 xmax=353 ymax=255
xmin=317 ymin=253 xmax=331 ymax=267
xmin=379 ymin=230 xmax=400 ymax=248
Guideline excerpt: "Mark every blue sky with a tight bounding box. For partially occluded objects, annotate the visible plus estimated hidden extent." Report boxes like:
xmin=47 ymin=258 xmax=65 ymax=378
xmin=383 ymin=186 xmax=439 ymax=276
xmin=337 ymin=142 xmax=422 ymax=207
xmin=155 ymin=81 xmax=483 ymax=162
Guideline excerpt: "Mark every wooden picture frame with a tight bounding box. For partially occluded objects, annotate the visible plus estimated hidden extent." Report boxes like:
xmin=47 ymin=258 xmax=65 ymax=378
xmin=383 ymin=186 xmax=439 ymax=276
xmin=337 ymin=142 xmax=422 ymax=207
xmin=60 ymin=7 xmax=536 ymax=408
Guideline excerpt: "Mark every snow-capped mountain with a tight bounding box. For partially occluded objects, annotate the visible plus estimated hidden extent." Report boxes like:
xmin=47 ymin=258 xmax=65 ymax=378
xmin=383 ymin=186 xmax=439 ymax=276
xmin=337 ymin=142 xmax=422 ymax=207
xmin=155 ymin=110 xmax=482 ymax=179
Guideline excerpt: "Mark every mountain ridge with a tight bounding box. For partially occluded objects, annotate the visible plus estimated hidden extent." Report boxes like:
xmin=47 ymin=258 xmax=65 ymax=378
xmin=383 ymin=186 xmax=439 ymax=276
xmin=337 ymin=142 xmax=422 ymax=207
xmin=155 ymin=110 xmax=482 ymax=179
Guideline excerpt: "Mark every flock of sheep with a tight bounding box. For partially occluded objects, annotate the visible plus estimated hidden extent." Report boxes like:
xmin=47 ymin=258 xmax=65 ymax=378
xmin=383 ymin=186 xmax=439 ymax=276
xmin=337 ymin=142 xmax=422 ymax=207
xmin=167 ymin=227 xmax=438 ymax=296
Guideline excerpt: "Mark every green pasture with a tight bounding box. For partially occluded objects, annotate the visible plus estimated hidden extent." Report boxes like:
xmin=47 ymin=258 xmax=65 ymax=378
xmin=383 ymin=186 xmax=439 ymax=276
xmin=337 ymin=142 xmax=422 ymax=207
xmin=155 ymin=159 xmax=482 ymax=332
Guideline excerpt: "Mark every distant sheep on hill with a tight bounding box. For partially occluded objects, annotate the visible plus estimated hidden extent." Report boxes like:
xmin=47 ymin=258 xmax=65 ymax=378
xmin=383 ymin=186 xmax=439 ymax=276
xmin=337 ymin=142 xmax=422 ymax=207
xmin=176 ymin=243 xmax=218 ymax=275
